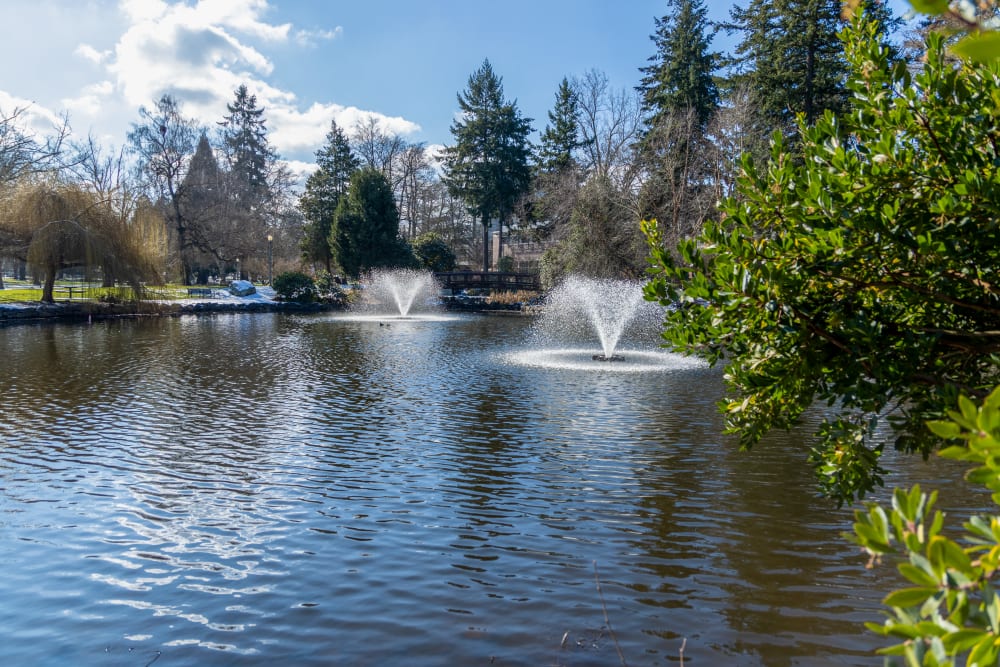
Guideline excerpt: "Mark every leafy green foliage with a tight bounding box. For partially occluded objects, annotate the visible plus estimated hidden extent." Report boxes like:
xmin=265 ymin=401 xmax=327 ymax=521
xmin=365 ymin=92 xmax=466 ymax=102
xmin=412 ymin=232 xmax=456 ymax=272
xmin=643 ymin=14 xmax=1000 ymax=502
xmin=299 ymin=120 xmax=359 ymax=274
xmin=901 ymin=0 xmax=1000 ymax=63
xmin=849 ymin=388 xmax=1000 ymax=666
xmin=272 ymin=271 xmax=315 ymax=303
xmin=331 ymin=168 xmax=416 ymax=279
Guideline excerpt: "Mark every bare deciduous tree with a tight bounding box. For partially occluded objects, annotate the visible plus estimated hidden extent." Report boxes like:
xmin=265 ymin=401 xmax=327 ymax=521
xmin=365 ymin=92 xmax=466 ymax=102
xmin=0 ymin=106 xmax=71 ymax=186
xmin=573 ymin=69 xmax=643 ymax=196
xmin=127 ymin=95 xmax=199 ymax=283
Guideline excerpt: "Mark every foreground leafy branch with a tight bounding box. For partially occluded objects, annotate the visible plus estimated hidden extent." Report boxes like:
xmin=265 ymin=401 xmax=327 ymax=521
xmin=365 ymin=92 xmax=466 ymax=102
xmin=849 ymin=388 xmax=1000 ymax=665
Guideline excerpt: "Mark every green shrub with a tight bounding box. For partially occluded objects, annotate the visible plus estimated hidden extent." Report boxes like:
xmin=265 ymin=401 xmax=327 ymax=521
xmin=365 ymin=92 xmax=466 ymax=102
xmin=272 ymin=271 xmax=315 ymax=302
xmin=413 ymin=232 xmax=456 ymax=272
xmin=850 ymin=387 xmax=1000 ymax=666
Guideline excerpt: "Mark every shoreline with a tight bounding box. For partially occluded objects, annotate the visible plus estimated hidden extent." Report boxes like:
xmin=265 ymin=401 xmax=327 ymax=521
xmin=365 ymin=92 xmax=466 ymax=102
xmin=0 ymin=299 xmax=535 ymax=326
xmin=0 ymin=299 xmax=340 ymax=325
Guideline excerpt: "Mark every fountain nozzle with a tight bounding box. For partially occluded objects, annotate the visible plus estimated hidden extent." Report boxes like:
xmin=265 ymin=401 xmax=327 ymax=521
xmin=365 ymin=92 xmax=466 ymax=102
xmin=592 ymin=354 xmax=625 ymax=362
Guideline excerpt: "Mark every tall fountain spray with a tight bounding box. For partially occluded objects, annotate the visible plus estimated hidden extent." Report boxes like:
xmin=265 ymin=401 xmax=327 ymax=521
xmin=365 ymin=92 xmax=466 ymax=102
xmin=363 ymin=269 xmax=439 ymax=318
xmin=504 ymin=275 xmax=702 ymax=371
xmin=544 ymin=276 xmax=652 ymax=361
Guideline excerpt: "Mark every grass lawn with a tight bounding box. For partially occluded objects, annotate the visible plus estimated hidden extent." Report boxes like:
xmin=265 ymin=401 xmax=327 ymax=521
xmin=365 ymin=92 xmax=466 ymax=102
xmin=0 ymin=281 xmax=201 ymax=303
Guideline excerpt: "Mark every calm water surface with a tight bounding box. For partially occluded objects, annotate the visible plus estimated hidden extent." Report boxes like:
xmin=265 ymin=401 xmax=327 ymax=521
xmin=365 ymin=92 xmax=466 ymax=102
xmin=0 ymin=312 xmax=980 ymax=666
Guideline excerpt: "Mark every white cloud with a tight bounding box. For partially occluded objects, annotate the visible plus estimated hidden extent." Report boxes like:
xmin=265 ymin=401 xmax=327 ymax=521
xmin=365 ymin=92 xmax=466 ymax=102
xmin=0 ymin=1 xmax=422 ymax=166
xmin=74 ymin=43 xmax=110 ymax=65
xmin=62 ymin=81 xmax=115 ymax=117
xmin=93 ymin=0 xmax=420 ymax=161
xmin=107 ymin=2 xmax=277 ymax=112
xmin=284 ymin=158 xmax=318 ymax=184
xmin=0 ymin=91 xmax=66 ymax=138
xmin=294 ymin=26 xmax=343 ymax=48
xmin=269 ymin=102 xmax=421 ymax=157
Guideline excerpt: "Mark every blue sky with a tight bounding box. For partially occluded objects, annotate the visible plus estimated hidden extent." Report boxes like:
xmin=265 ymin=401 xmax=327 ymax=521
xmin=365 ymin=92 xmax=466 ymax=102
xmin=1 ymin=0 xmax=914 ymax=177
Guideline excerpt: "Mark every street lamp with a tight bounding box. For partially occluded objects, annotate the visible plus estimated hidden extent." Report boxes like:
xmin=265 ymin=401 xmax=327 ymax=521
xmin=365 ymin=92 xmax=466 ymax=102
xmin=267 ymin=233 xmax=273 ymax=285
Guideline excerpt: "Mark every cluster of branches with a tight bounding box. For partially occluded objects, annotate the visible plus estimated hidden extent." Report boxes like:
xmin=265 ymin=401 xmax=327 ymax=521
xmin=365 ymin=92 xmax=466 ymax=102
xmin=127 ymin=87 xmax=300 ymax=286
xmin=0 ymin=105 xmax=165 ymax=297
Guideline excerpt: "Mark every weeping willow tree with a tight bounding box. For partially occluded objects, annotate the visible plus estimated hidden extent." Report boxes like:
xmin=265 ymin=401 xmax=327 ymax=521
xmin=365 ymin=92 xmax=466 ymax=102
xmin=0 ymin=181 xmax=161 ymax=303
xmin=27 ymin=219 xmax=114 ymax=302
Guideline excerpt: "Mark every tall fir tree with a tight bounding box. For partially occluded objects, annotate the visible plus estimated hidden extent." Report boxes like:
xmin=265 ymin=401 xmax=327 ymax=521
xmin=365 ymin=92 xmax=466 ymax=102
xmin=728 ymin=0 xmax=848 ymax=129
xmin=534 ymin=77 xmax=589 ymax=240
xmin=299 ymin=120 xmax=359 ymax=274
xmin=177 ymin=133 xmax=227 ymax=279
xmin=443 ymin=59 xmax=533 ymax=271
xmin=219 ymin=84 xmax=275 ymax=204
xmin=637 ymin=0 xmax=720 ymax=242
xmin=537 ymin=78 xmax=587 ymax=175
xmin=638 ymin=0 xmax=719 ymax=130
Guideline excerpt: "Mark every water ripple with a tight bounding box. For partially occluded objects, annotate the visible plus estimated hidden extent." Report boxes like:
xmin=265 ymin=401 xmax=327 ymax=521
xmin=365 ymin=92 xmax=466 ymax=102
xmin=0 ymin=313 xmax=983 ymax=666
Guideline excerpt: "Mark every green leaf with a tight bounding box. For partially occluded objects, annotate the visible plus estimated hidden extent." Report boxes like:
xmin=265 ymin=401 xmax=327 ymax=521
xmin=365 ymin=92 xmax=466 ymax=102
xmin=884 ymin=587 xmax=939 ymax=608
xmin=899 ymin=562 xmax=940 ymax=587
xmin=942 ymin=629 xmax=988 ymax=653
xmin=952 ymin=32 xmax=1000 ymax=64
xmin=968 ymin=633 xmax=1000 ymax=666
xmin=928 ymin=420 xmax=962 ymax=440
xmin=907 ymin=0 xmax=950 ymax=14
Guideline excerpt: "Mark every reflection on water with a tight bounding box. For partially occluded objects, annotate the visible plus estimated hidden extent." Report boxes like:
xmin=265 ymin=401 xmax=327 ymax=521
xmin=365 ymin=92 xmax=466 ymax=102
xmin=0 ymin=313 xmax=981 ymax=665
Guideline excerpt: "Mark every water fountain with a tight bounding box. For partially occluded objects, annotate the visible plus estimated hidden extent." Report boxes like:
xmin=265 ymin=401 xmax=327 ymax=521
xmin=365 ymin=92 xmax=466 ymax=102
xmin=338 ymin=268 xmax=456 ymax=323
xmin=366 ymin=268 xmax=438 ymax=318
xmin=508 ymin=275 xmax=706 ymax=372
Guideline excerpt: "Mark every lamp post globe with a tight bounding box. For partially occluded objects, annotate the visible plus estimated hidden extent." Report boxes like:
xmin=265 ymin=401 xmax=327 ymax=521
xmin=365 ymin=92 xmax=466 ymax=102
xmin=267 ymin=234 xmax=273 ymax=285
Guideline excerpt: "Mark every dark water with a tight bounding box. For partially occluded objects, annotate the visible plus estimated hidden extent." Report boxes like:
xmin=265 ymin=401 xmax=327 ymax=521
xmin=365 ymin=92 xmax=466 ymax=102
xmin=0 ymin=312 xmax=980 ymax=666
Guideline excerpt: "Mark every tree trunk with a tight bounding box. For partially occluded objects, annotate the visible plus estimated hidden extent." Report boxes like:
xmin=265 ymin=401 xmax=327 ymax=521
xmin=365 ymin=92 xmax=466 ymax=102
xmin=497 ymin=217 xmax=504 ymax=271
xmin=41 ymin=266 xmax=56 ymax=303
xmin=481 ymin=214 xmax=490 ymax=272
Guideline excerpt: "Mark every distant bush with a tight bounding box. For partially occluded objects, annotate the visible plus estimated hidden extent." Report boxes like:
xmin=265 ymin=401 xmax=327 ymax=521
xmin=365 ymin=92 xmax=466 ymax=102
xmin=273 ymin=271 xmax=315 ymax=302
xmin=314 ymin=270 xmax=348 ymax=306
xmin=486 ymin=290 xmax=536 ymax=306
xmin=413 ymin=232 xmax=456 ymax=272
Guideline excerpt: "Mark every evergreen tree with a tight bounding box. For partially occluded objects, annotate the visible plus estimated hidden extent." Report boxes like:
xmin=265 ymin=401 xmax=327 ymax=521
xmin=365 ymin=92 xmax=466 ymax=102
xmin=637 ymin=0 xmax=720 ymax=242
xmin=219 ymin=84 xmax=275 ymax=204
xmin=443 ymin=59 xmax=533 ymax=271
xmin=177 ymin=133 xmax=227 ymax=281
xmin=537 ymin=78 xmax=587 ymax=175
xmin=331 ymin=168 xmax=414 ymax=279
xmin=218 ymin=84 xmax=291 ymax=279
xmin=638 ymin=0 xmax=719 ymax=129
xmin=728 ymin=0 xmax=849 ymax=129
xmin=299 ymin=120 xmax=359 ymax=274
xmin=534 ymin=77 xmax=589 ymax=240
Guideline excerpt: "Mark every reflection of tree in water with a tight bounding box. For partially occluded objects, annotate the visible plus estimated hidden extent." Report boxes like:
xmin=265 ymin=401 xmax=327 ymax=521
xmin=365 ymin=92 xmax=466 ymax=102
xmin=647 ymin=415 xmax=880 ymax=666
xmin=620 ymin=372 xmax=891 ymax=665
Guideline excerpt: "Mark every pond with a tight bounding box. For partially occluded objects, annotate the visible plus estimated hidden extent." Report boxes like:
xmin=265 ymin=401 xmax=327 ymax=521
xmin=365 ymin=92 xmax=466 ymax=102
xmin=0 ymin=311 xmax=980 ymax=666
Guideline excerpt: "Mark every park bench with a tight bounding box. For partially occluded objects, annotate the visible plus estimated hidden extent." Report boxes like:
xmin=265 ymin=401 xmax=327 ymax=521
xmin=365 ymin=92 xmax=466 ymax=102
xmin=54 ymin=285 xmax=90 ymax=300
xmin=186 ymin=288 xmax=215 ymax=298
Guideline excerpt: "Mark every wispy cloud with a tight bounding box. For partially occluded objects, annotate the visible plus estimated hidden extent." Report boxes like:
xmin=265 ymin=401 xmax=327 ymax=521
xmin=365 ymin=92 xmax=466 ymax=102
xmin=295 ymin=26 xmax=343 ymax=48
